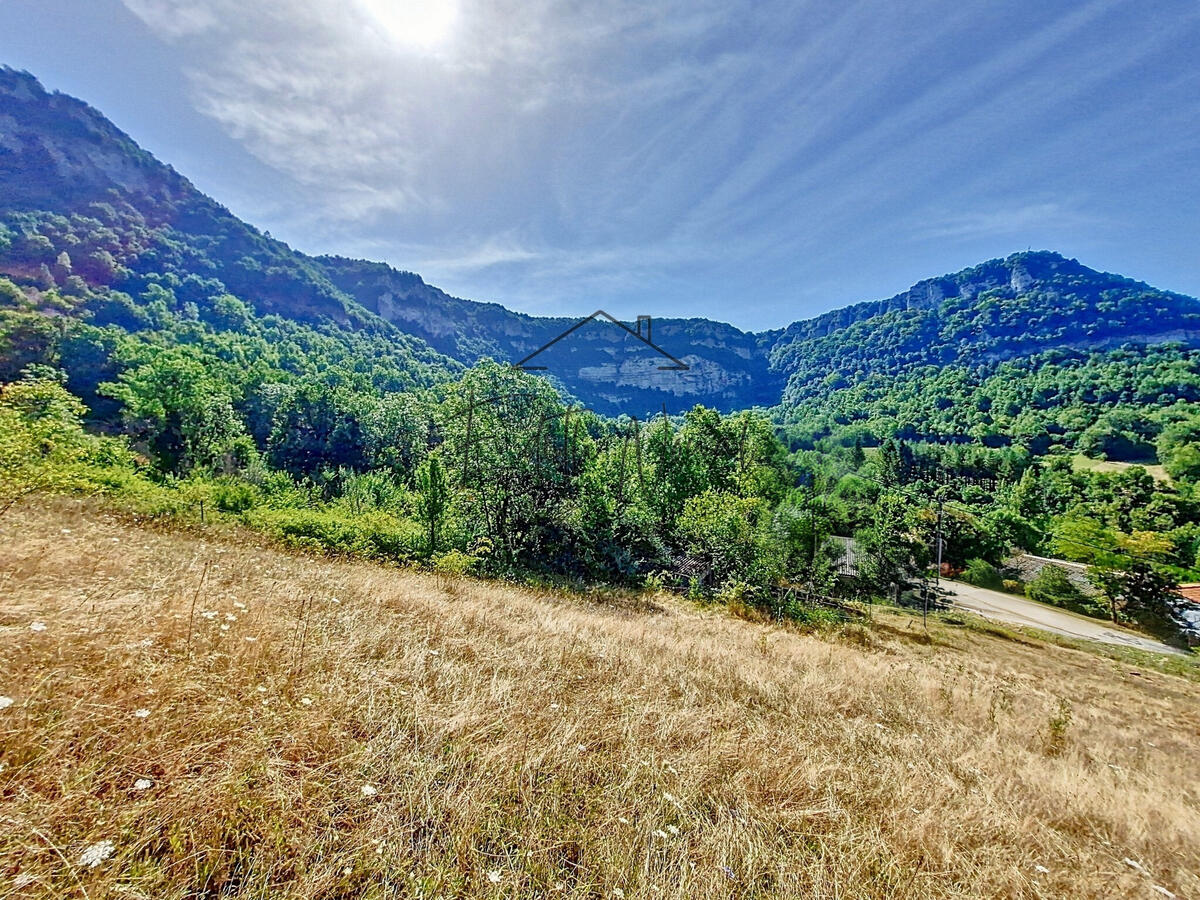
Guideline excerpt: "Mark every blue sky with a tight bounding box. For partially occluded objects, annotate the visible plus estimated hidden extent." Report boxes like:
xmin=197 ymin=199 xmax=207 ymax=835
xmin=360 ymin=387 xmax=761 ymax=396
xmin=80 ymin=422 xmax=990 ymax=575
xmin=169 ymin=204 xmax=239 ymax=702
xmin=2 ymin=0 xmax=1198 ymax=331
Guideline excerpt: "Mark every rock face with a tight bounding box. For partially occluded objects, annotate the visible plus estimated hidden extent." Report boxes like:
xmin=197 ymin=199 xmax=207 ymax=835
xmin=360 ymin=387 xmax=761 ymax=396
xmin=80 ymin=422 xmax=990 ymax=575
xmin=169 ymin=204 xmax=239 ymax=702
xmin=4 ymin=67 xmax=1200 ymax=418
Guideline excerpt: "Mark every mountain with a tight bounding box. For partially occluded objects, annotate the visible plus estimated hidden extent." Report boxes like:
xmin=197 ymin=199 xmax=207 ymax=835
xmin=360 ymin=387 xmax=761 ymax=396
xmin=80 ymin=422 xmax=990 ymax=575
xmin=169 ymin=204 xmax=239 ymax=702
xmin=4 ymin=66 xmax=1200 ymax=434
xmin=0 ymin=68 xmax=779 ymax=416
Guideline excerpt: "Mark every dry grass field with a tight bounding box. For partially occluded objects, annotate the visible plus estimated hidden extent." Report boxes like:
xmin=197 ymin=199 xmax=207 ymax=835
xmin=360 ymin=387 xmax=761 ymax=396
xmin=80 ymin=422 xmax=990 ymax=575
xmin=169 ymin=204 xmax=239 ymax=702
xmin=1 ymin=499 xmax=1198 ymax=899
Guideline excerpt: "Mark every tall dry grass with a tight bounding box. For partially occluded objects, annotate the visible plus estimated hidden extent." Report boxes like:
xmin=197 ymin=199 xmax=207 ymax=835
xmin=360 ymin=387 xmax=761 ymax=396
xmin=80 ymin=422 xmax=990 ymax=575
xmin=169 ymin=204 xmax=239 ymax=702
xmin=1 ymin=498 xmax=1198 ymax=899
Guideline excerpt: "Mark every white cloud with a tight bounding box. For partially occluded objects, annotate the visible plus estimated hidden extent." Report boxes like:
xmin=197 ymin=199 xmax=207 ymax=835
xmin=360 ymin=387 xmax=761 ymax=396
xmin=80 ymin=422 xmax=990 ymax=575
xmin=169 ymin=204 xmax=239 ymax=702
xmin=915 ymin=203 xmax=1103 ymax=241
xmin=113 ymin=0 xmax=1200 ymax=326
xmin=121 ymin=0 xmax=219 ymax=39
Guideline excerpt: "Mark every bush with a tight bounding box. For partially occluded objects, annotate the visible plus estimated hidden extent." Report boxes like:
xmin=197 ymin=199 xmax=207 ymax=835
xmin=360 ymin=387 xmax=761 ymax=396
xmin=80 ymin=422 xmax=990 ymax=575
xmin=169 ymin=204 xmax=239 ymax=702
xmin=961 ymin=558 xmax=1003 ymax=590
xmin=1002 ymin=578 xmax=1024 ymax=594
xmin=252 ymin=508 xmax=420 ymax=562
xmin=432 ymin=549 xmax=480 ymax=579
xmin=1025 ymin=565 xmax=1104 ymax=617
xmin=211 ymin=478 xmax=261 ymax=513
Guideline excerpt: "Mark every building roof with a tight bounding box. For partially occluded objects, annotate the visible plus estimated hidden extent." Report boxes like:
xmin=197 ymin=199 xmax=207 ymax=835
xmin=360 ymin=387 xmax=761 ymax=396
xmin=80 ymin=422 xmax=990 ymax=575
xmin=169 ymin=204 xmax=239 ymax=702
xmin=1176 ymin=583 xmax=1200 ymax=605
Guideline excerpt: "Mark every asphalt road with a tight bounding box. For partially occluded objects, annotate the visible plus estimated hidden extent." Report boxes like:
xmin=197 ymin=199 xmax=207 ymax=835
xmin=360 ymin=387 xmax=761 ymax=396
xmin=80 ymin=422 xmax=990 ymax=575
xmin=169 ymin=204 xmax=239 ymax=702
xmin=942 ymin=580 xmax=1184 ymax=656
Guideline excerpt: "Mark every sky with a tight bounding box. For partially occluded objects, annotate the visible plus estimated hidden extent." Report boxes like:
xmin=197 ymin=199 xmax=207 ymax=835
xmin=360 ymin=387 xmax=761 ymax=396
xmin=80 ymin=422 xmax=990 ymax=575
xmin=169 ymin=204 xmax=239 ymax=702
xmin=1 ymin=0 xmax=1199 ymax=331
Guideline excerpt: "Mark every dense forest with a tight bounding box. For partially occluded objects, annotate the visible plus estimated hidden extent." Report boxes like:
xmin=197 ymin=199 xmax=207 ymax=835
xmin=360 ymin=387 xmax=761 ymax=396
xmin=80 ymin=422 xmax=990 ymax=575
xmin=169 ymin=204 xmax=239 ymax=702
xmin=3 ymin=67 xmax=1200 ymax=644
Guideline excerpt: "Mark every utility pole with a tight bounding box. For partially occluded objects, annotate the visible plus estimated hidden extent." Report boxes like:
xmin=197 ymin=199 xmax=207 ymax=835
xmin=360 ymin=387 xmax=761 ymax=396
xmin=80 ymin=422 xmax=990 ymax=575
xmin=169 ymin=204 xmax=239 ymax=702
xmin=935 ymin=500 xmax=944 ymax=588
xmin=809 ymin=479 xmax=817 ymax=568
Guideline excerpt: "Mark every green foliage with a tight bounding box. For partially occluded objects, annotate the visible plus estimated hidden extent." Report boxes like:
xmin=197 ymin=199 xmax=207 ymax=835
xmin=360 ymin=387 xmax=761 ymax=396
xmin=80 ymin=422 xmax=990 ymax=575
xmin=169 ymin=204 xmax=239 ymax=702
xmin=961 ymin=558 xmax=1003 ymax=590
xmin=414 ymin=453 xmax=451 ymax=554
xmin=100 ymin=346 xmax=250 ymax=473
xmin=1025 ymin=566 xmax=1098 ymax=616
xmin=0 ymin=375 xmax=137 ymax=511
xmin=677 ymin=491 xmax=776 ymax=590
xmin=1090 ymin=560 xmax=1179 ymax=627
xmin=854 ymin=493 xmax=929 ymax=599
xmin=250 ymin=507 xmax=420 ymax=562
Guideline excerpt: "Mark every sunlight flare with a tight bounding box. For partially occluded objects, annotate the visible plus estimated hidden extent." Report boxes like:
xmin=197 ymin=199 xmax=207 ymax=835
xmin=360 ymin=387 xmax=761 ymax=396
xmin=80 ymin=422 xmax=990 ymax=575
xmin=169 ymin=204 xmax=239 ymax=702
xmin=358 ymin=0 xmax=459 ymax=51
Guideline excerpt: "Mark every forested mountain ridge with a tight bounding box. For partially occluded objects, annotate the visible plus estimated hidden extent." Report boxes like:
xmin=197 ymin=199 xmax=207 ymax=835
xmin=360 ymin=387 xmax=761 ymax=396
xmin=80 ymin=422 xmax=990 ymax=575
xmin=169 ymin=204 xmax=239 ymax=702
xmin=0 ymin=68 xmax=779 ymax=415
xmin=771 ymin=251 xmax=1200 ymax=406
xmin=3 ymin=66 xmax=1200 ymax=431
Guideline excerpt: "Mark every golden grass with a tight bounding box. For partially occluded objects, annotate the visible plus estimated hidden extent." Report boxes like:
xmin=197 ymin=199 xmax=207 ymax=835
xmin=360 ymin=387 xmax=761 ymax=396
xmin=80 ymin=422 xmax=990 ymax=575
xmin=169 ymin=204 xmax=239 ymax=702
xmin=1071 ymin=454 xmax=1170 ymax=483
xmin=1 ymin=499 xmax=1198 ymax=899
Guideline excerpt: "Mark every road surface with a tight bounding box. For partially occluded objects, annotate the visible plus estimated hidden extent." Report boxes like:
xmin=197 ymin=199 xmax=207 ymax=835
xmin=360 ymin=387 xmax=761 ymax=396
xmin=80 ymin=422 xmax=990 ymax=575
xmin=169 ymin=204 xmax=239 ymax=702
xmin=942 ymin=580 xmax=1184 ymax=656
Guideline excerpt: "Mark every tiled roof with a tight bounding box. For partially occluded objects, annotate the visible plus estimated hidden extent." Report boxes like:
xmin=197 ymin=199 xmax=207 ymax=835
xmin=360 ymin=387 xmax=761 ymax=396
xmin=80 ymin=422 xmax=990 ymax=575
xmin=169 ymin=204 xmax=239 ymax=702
xmin=1176 ymin=583 xmax=1200 ymax=604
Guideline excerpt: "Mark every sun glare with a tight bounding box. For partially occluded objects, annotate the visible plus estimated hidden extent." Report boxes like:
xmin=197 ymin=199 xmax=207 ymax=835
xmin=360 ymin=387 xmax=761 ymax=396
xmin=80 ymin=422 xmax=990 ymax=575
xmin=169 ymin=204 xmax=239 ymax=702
xmin=358 ymin=0 xmax=460 ymax=51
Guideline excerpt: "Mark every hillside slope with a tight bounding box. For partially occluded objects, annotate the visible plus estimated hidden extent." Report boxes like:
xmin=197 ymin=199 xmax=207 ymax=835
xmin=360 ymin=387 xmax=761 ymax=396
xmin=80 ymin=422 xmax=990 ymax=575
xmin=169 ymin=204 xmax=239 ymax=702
xmin=1 ymin=499 xmax=1198 ymax=898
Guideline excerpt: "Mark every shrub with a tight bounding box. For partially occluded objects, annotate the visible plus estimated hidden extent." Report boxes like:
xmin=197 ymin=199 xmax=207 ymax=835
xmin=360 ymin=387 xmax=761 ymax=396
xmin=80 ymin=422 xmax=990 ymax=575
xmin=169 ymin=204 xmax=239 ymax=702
xmin=211 ymin=478 xmax=261 ymax=513
xmin=252 ymin=508 xmax=419 ymax=562
xmin=1025 ymin=565 xmax=1104 ymax=616
xmin=432 ymin=549 xmax=480 ymax=579
xmin=1002 ymin=579 xmax=1024 ymax=594
xmin=961 ymin=558 xmax=1003 ymax=590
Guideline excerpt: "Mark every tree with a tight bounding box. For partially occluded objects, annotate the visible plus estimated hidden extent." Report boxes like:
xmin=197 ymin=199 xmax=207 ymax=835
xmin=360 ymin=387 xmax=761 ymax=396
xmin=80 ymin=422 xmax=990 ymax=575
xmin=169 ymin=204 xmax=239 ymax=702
xmin=854 ymin=493 xmax=928 ymax=600
xmin=414 ymin=453 xmax=451 ymax=555
xmin=676 ymin=490 xmax=777 ymax=593
xmin=0 ymin=376 xmax=128 ymax=513
xmin=1091 ymin=561 xmax=1178 ymax=625
xmin=437 ymin=363 xmax=592 ymax=566
xmin=850 ymin=436 xmax=866 ymax=469
xmin=101 ymin=346 xmax=247 ymax=473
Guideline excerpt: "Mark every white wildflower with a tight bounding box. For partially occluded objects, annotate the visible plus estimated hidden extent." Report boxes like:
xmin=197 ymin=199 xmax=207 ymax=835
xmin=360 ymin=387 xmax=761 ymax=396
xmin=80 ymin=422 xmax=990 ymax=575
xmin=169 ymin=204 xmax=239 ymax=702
xmin=60 ymin=528 xmax=72 ymax=534
xmin=79 ymin=840 xmax=115 ymax=868
xmin=233 ymin=601 xmax=247 ymax=610
xmin=29 ymin=622 xmax=46 ymax=632
xmin=487 ymin=870 xmax=502 ymax=884
xmin=256 ymin=686 xmax=267 ymax=693
xmin=662 ymin=792 xmax=676 ymax=803
xmin=133 ymin=778 xmax=153 ymax=791
xmin=361 ymin=784 xmax=378 ymax=797
xmin=133 ymin=708 xmax=151 ymax=718
xmin=245 ymin=636 xmax=258 ymax=643
xmin=224 ymin=613 xmax=237 ymax=622
xmin=617 ymin=817 xmax=630 ymax=825
xmin=200 ymin=610 xmax=218 ymax=620
xmin=1034 ymin=864 xmax=1049 ymax=874
xmin=0 ymin=696 xmax=13 ymax=711
xmin=549 ymin=702 xmax=560 ymax=711
xmin=331 ymin=597 xmax=341 ymax=604
xmin=653 ymin=829 xmax=669 ymax=840
xmin=427 ymin=649 xmax=439 ymax=656
xmin=220 ymin=624 xmax=230 ymax=632
xmin=666 ymin=824 xmax=680 ymax=836
xmin=577 ymin=744 xmax=587 ymax=752
xmin=612 ymin=889 xmax=625 ymax=898
xmin=300 ymin=697 xmax=313 ymax=706
xmin=342 ymin=866 xmax=352 ymax=876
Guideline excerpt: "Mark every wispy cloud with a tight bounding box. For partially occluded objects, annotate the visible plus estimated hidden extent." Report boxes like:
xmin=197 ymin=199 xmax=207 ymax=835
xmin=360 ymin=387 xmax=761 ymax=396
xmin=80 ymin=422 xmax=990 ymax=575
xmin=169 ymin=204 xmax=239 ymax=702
xmin=113 ymin=0 xmax=1200 ymax=327
xmin=914 ymin=203 xmax=1104 ymax=242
